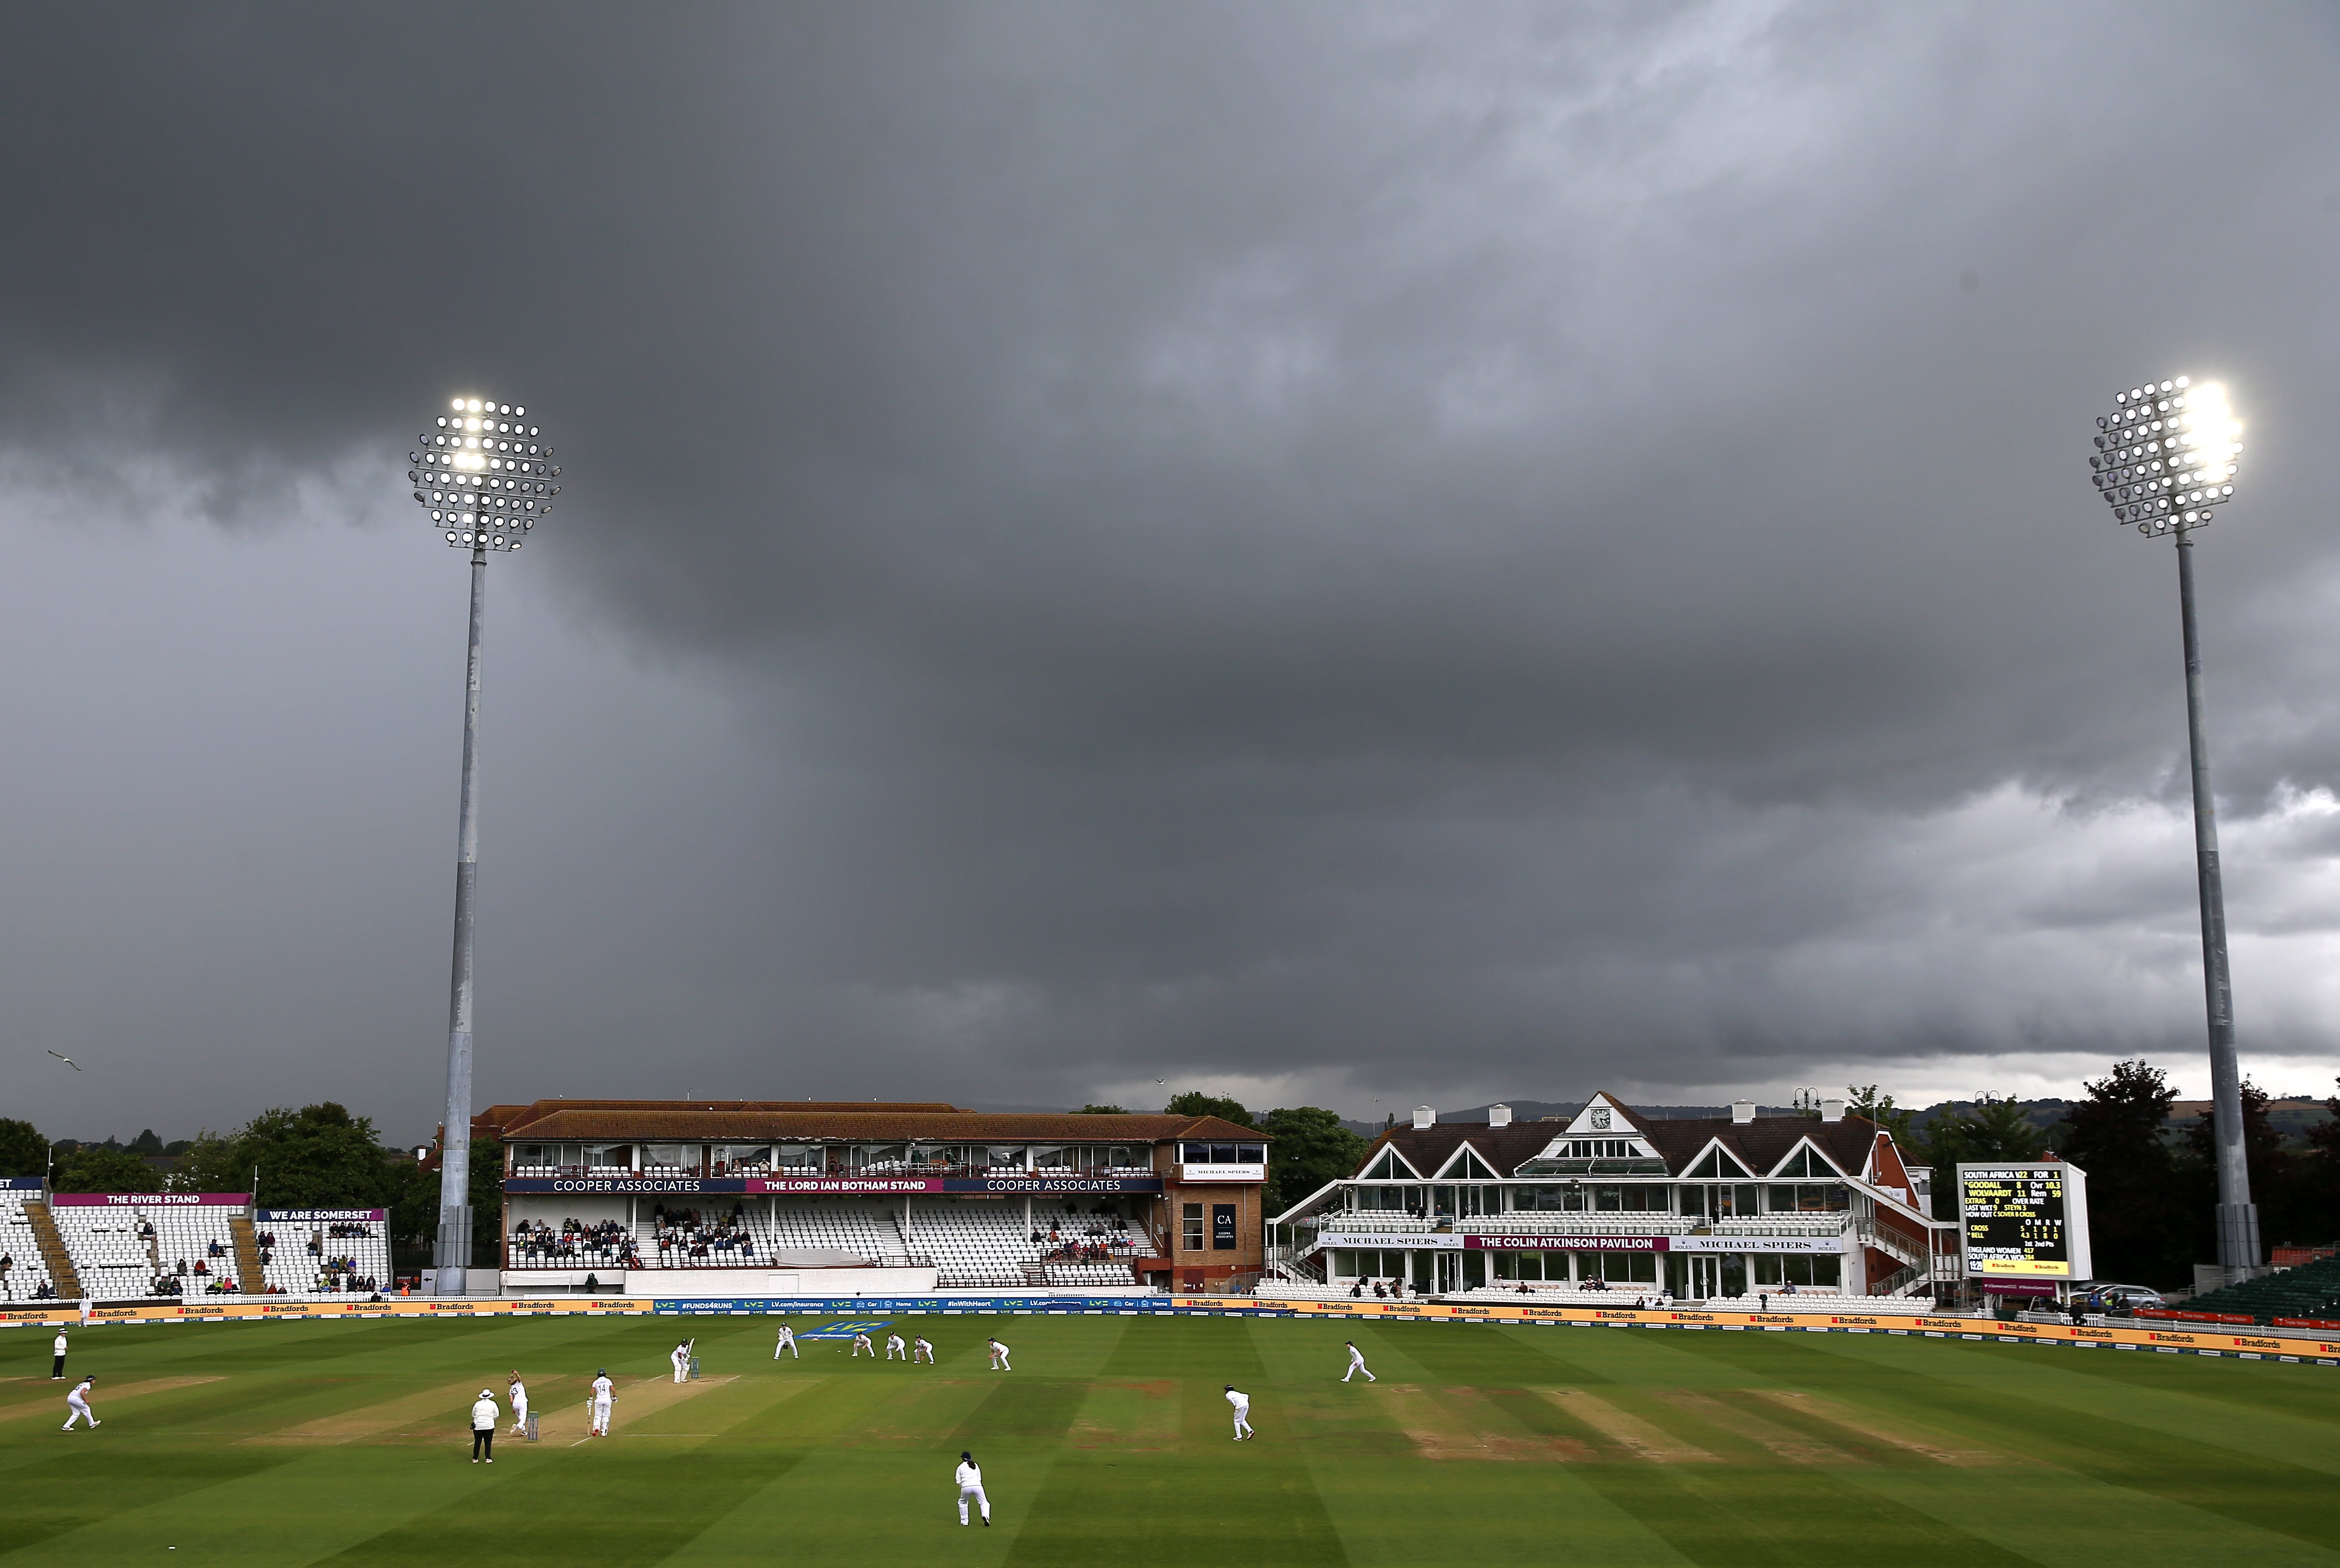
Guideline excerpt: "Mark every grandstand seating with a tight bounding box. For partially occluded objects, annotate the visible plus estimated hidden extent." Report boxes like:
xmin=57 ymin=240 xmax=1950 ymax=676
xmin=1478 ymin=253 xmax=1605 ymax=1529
xmin=760 ymin=1203 xmax=898 ymax=1261
xmin=509 ymin=1218 xmax=638 ymax=1270
xmin=51 ymin=1202 xmax=245 ymax=1298
xmin=0 ymin=1188 xmax=45 ymax=1300
xmin=905 ymin=1203 xmax=1143 ymax=1287
xmin=499 ymin=1199 xmax=1148 ymax=1285
xmin=1252 ymin=1282 xmax=1430 ymax=1302
xmin=2170 ymin=1256 xmax=2340 ymax=1323
xmin=255 ymin=1219 xmax=391 ymax=1298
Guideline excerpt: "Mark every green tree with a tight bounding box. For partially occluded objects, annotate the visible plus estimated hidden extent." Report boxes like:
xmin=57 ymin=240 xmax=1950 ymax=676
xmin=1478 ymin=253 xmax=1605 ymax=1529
xmin=1164 ymin=1092 xmax=1254 ymax=1127
xmin=2182 ymin=1079 xmax=2297 ymax=1256
xmin=2052 ymin=1059 xmax=2184 ymax=1285
xmin=170 ymin=1103 xmax=396 ymax=1207
xmin=128 ymin=1129 xmax=164 ymax=1157
xmin=169 ymin=1131 xmax=248 ymax=1195
xmin=1258 ymin=1106 xmax=1367 ymax=1214
xmin=2295 ymin=1077 xmax=2340 ymax=1246
xmin=1845 ymin=1086 xmax=1915 ymax=1144
xmin=1073 ymin=1104 xmax=1129 ymax=1115
xmin=388 ymin=1136 xmax=503 ymax=1263
xmin=1917 ymin=1095 xmax=2046 ymax=1219
xmin=0 ymin=1118 xmax=45 ymax=1180
xmin=52 ymin=1144 xmax=164 ymax=1193
xmin=387 ymin=1158 xmax=438 ymax=1249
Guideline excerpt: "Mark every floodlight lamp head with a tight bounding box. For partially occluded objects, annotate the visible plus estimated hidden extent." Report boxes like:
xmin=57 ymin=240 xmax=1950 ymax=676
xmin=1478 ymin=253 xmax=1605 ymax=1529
xmin=2086 ymin=373 xmax=2240 ymax=540
xmin=409 ymin=395 xmax=554 ymax=553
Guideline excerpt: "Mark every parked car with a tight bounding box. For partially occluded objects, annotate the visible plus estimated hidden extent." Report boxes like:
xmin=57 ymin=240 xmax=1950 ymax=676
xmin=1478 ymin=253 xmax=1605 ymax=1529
xmin=2079 ymin=1283 xmax=2164 ymax=1313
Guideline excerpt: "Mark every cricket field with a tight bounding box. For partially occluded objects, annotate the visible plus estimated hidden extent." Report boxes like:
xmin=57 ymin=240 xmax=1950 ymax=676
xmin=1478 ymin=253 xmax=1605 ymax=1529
xmin=3 ymin=1312 xmax=2335 ymax=1565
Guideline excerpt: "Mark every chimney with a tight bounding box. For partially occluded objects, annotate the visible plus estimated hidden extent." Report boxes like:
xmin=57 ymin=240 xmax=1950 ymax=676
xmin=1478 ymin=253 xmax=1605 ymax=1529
xmin=1413 ymin=1106 xmax=1435 ymax=1130
xmin=1819 ymin=1098 xmax=1846 ymax=1123
xmin=1488 ymin=1104 xmax=1512 ymax=1128
xmin=1730 ymin=1101 xmax=1756 ymax=1124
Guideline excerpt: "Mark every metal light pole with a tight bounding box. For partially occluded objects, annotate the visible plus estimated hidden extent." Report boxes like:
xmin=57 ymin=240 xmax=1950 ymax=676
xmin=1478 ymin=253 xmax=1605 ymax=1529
xmin=408 ymin=396 xmax=559 ymax=1294
xmin=2087 ymin=374 xmax=2257 ymax=1280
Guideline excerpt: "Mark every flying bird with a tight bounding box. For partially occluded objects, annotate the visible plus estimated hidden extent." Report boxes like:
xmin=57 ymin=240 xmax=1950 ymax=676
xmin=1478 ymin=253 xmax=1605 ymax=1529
xmin=47 ymin=1050 xmax=81 ymax=1071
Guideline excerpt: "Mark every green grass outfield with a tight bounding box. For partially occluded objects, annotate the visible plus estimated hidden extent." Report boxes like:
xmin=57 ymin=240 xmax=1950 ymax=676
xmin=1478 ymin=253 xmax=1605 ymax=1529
xmin=4 ymin=1312 xmax=2338 ymax=1567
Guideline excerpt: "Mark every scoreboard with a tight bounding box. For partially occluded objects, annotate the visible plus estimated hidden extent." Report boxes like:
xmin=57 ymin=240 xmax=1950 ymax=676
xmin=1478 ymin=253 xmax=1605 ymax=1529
xmin=1956 ymin=1162 xmax=2092 ymax=1280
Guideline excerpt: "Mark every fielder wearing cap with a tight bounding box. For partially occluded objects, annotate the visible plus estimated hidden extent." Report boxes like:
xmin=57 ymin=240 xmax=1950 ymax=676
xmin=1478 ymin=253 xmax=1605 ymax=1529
xmin=955 ymin=1451 xmax=991 ymax=1526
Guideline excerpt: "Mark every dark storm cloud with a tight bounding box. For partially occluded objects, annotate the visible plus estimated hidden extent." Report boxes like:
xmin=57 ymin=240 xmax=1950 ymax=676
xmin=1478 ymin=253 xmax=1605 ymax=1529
xmin=3 ymin=3 xmax=2339 ymax=1134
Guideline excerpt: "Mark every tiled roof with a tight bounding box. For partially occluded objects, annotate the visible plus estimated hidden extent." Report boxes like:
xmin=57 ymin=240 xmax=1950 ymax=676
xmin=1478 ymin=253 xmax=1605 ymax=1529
xmin=480 ymin=1099 xmax=960 ymax=1130
xmin=1360 ymin=1107 xmax=1879 ymax=1180
xmin=492 ymin=1103 xmax=1265 ymax=1144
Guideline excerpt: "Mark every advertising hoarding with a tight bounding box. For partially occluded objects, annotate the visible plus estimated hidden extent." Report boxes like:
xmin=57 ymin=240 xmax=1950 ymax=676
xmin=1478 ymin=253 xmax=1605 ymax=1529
xmin=503 ymin=1175 xmax=1163 ymax=1196
xmin=51 ymin=1192 xmax=250 ymax=1207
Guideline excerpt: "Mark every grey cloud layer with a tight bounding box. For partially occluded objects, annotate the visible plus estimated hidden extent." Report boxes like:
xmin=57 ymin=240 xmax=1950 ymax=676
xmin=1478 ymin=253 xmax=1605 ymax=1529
xmin=2 ymin=3 xmax=2338 ymax=1133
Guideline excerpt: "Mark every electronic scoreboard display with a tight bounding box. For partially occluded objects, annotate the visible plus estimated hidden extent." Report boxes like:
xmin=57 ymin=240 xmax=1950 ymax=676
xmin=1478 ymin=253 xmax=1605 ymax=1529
xmin=1957 ymin=1162 xmax=2092 ymax=1279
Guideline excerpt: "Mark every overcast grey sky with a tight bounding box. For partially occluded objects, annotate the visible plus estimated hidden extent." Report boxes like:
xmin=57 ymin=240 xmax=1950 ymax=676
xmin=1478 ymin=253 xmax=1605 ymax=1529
xmin=2 ymin=3 xmax=2338 ymax=1144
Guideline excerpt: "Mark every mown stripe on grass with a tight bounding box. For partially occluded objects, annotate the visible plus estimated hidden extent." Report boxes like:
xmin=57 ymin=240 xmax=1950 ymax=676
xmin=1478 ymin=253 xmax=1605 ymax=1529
xmin=317 ymin=1372 xmax=893 ymax=1568
xmin=949 ymin=1374 xmax=1094 ymax=1443
xmin=1569 ymin=1461 xmax=2042 ymax=1568
xmin=0 ymin=1444 xmax=308 ymax=1558
xmin=1663 ymin=1324 xmax=2340 ymax=1553
xmin=1370 ymin=1321 xmax=1618 ymax=1386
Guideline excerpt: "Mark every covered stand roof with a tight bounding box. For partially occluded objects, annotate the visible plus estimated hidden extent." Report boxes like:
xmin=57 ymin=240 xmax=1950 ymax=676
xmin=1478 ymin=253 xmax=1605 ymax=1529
xmin=1354 ymin=1097 xmax=1884 ymax=1182
xmin=482 ymin=1099 xmax=1265 ymax=1145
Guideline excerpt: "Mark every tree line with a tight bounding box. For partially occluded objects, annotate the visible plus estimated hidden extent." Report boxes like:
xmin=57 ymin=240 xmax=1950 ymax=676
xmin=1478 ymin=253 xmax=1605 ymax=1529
xmin=0 ymin=1104 xmax=497 ymax=1257
xmin=1854 ymin=1064 xmax=2340 ymax=1285
xmin=12 ymin=1070 xmax=2322 ymax=1286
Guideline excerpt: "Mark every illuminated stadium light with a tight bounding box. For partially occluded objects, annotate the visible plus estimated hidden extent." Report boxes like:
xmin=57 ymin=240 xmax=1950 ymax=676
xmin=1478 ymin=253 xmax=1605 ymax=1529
xmin=2087 ymin=375 xmax=2242 ymax=539
xmin=409 ymin=395 xmax=558 ymax=552
xmin=403 ymin=392 xmax=566 ymax=1294
xmin=2083 ymin=373 xmax=2258 ymax=1280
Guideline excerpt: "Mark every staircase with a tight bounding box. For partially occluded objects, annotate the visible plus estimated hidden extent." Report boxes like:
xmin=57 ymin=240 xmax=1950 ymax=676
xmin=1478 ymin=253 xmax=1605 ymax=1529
xmin=230 ymin=1214 xmax=266 ymax=1295
xmin=24 ymin=1203 xmax=82 ymax=1299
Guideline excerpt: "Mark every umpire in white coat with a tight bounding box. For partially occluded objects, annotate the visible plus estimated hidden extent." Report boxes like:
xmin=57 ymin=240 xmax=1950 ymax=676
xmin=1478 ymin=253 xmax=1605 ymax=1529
xmin=470 ymin=1388 xmax=499 ymax=1462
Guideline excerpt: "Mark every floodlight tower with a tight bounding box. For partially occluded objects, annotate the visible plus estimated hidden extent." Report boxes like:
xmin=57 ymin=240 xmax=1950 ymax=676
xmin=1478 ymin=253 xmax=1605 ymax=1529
xmin=408 ymin=395 xmax=559 ymax=1294
xmin=2086 ymin=373 xmax=2255 ymax=1280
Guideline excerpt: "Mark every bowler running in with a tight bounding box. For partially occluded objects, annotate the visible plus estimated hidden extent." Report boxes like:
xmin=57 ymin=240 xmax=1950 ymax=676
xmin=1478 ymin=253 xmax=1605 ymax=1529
xmin=1343 ymin=1341 xmax=1376 ymax=1382
xmin=508 ymin=1372 xmax=529 ymax=1435
xmin=61 ymin=1376 xmax=98 ymax=1431
xmin=589 ymin=1369 xmax=615 ymax=1437
xmin=955 ymin=1451 xmax=991 ymax=1526
xmin=987 ymin=1337 xmax=1011 ymax=1371
xmin=774 ymin=1324 xmax=798 ymax=1360
xmin=1225 ymin=1384 xmax=1253 ymax=1440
